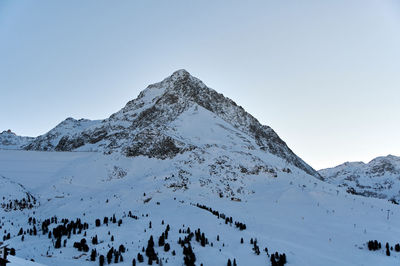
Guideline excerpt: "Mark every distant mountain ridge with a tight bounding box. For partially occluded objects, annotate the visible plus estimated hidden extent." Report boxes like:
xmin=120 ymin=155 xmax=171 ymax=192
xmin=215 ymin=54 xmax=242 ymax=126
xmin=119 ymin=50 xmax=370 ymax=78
xmin=1 ymin=70 xmax=320 ymax=180
xmin=0 ymin=129 xmax=34 ymax=150
xmin=319 ymin=155 xmax=400 ymax=202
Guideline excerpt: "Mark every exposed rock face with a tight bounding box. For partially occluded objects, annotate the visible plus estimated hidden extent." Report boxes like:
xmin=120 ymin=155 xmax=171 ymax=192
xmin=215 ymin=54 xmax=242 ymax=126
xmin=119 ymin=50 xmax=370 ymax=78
xmin=2 ymin=70 xmax=321 ymax=179
xmin=125 ymin=131 xmax=189 ymax=159
xmin=319 ymin=155 xmax=400 ymax=202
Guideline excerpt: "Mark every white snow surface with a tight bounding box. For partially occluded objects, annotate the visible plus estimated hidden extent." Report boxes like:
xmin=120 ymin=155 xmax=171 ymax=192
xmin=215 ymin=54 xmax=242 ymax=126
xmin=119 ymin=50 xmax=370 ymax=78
xmin=0 ymin=150 xmax=399 ymax=265
xmin=8 ymin=256 xmax=46 ymax=266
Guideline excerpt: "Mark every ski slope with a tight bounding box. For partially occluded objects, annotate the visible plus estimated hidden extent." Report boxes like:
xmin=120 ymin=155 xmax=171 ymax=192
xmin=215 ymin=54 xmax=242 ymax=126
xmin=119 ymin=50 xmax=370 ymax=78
xmin=0 ymin=150 xmax=399 ymax=265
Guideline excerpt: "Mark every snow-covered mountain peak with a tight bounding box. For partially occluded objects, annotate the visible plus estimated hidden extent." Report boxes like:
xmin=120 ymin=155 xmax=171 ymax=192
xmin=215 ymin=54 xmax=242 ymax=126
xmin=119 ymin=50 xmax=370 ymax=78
xmin=319 ymin=154 xmax=400 ymax=201
xmin=1 ymin=129 xmax=16 ymax=135
xmin=56 ymin=117 xmax=94 ymax=129
xmin=367 ymin=155 xmax=400 ymax=176
xmin=369 ymin=154 xmax=400 ymax=166
xmin=329 ymin=161 xmax=365 ymax=171
xmin=115 ymin=70 xmax=318 ymax=177
xmin=169 ymin=68 xmax=191 ymax=79
xmin=161 ymin=69 xmax=204 ymax=86
xmin=116 ymin=70 xmax=205 ymax=120
xmin=0 ymin=130 xmax=34 ymax=150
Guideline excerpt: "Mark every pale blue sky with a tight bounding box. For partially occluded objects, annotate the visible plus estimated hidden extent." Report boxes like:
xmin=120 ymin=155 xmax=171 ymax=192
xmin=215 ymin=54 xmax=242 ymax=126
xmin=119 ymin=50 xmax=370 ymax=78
xmin=0 ymin=0 xmax=399 ymax=169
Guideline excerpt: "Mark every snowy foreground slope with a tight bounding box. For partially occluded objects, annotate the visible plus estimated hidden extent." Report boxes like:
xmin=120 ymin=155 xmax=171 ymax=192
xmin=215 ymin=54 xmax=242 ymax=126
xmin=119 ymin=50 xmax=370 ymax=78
xmin=1 ymin=150 xmax=400 ymax=266
xmin=319 ymin=155 xmax=400 ymax=202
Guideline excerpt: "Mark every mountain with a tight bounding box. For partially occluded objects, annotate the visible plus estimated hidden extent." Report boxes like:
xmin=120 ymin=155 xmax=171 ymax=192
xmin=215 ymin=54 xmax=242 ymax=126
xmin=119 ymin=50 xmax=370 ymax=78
xmin=5 ymin=70 xmax=320 ymax=185
xmin=0 ymin=130 xmax=33 ymax=150
xmin=319 ymin=155 xmax=400 ymax=202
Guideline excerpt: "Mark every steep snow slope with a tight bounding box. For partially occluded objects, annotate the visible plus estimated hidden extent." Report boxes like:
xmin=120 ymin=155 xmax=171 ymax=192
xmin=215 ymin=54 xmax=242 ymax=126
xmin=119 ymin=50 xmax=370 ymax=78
xmin=3 ymin=70 xmax=319 ymax=178
xmin=0 ymin=130 xmax=33 ymax=150
xmin=319 ymin=155 xmax=400 ymax=202
xmin=0 ymin=150 xmax=399 ymax=266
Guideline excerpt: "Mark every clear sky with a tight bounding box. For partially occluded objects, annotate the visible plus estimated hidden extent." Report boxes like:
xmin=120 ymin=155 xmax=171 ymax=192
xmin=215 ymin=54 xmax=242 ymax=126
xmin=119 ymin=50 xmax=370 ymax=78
xmin=0 ymin=0 xmax=399 ymax=170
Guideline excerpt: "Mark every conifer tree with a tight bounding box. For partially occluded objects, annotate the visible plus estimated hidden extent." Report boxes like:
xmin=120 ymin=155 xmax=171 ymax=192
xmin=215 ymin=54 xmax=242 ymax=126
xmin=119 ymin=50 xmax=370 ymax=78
xmin=10 ymin=248 xmax=16 ymax=256
xmin=159 ymin=233 xmax=165 ymax=246
xmin=271 ymin=254 xmax=276 ymax=266
xmin=90 ymin=249 xmax=97 ymax=261
xmin=137 ymin=253 xmax=144 ymax=263
xmin=201 ymin=233 xmax=206 ymax=247
xmin=107 ymin=249 xmax=113 ymax=264
xmin=146 ymin=235 xmax=157 ymax=262
xmin=386 ymin=246 xmax=391 ymax=256
xmin=99 ymin=255 xmax=105 ymax=266
xmin=55 ymin=237 xmax=61 ymax=249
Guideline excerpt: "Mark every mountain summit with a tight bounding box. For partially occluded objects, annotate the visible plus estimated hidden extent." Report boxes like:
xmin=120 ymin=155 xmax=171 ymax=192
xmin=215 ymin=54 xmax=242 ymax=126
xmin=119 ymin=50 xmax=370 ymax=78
xmin=4 ymin=70 xmax=320 ymax=183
